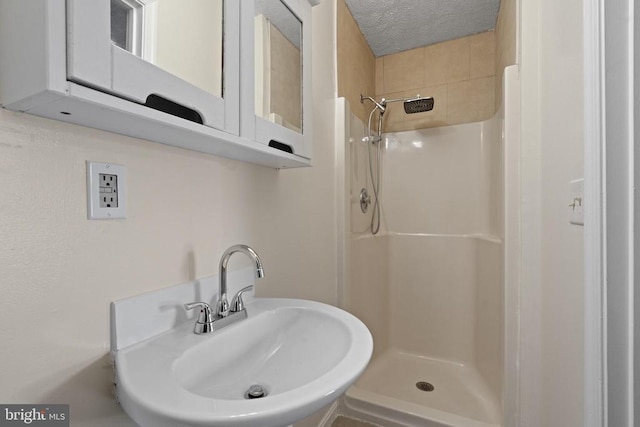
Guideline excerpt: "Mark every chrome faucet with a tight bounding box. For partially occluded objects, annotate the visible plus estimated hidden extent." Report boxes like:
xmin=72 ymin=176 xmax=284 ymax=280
xmin=217 ymin=244 xmax=264 ymax=316
xmin=185 ymin=244 xmax=264 ymax=334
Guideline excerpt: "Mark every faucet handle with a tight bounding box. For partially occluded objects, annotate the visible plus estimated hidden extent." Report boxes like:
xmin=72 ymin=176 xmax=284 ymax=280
xmin=230 ymin=285 xmax=254 ymax=313
xmin=184 ymin=302 xmax=214 ymax=324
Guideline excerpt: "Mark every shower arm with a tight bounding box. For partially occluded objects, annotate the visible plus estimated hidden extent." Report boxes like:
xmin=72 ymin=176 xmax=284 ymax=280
xmin=360 ymin=94 xmax=425 ymax=115
xmin=360 ymin=95 xmax=386 ymax=113
xmin=381 ymin=96 xmax=410 ymax=104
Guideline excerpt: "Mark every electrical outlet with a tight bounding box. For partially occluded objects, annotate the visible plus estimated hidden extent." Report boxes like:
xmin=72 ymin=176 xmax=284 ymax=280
xmin=87 ymin=162 xmax=126 ymax=219
xmin=99 ymin=174 xmax=119 ymax=208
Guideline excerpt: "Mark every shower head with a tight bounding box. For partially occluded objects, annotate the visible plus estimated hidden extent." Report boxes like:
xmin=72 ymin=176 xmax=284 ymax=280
xmin=404 ymin=97 xmax=434 ymax=114
xmin=362 ymin=94 xmax=434 ymax=115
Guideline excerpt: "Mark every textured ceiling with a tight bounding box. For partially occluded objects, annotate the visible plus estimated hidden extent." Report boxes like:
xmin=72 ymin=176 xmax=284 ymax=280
xmin=344 ymin=0 xmax=501 ymax=57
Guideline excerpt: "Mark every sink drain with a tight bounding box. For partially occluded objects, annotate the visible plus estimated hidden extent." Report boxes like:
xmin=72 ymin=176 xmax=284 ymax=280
xmin=245 ymin=384 xmax=267 ymax=399
xmin=416 ymin=381 xmax=434 ymax=392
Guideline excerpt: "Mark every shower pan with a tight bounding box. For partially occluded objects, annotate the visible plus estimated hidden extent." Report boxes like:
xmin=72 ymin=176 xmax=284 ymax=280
xmin=336 ymin=66 xmax=520 ymax=427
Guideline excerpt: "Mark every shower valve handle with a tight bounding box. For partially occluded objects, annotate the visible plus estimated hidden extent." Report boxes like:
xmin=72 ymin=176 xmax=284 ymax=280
xmin=360 ymin=188 xmax=371 ymax=213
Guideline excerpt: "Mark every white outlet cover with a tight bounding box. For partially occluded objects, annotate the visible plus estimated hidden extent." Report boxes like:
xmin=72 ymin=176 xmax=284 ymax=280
xmin=87 ymin=161 xmax=127 ymax=219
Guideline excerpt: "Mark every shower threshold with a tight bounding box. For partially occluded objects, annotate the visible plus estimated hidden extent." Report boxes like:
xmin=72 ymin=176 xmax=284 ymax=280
xmin=344 ymin=350 xmax=501 ymax=427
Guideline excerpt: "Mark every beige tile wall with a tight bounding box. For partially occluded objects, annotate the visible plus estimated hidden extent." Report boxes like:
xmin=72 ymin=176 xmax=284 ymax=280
xmin=376 ymin=32 xmax=496 ymax=132
xmin=337 ymin=2 xmax=510 ymax=131
xmin=337 ymin=0 xmax=376 ymax=125
xmin=495 ymin=0 xmax=517 ymax=109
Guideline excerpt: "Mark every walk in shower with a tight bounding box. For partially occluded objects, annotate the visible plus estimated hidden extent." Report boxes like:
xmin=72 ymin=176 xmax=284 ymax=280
xmin=335 ymin=66 xmax=519 ymax=426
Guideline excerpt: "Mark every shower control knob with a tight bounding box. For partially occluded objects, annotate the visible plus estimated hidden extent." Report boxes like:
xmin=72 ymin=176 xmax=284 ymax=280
xmin=360 ymin=188 xmax=371 ymax=213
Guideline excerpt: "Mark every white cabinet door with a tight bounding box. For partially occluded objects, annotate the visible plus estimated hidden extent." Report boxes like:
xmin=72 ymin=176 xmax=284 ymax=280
xmin=67 ymin=0 xmax=239 ymax=134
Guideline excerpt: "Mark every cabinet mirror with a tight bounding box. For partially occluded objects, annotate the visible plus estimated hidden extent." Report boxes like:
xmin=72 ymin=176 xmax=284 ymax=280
xmin=110 ymin=0 xmax=224 ymax=99
xmin=254 ymin=0 xmax=302 ymax=134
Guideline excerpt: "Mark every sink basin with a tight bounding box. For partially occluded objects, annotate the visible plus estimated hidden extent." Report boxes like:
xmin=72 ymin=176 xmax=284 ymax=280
xmin=115 ymin=298 xmax=373 ymax=427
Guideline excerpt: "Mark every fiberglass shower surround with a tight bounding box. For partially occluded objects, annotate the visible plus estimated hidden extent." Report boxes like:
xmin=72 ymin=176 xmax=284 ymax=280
xmin=359 ymin=94 xmax=435 ymax=234
xmin=340 ymin=64 xmax=519 ymax=424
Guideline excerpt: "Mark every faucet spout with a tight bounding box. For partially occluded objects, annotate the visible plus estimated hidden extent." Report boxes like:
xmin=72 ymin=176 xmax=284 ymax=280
xmin=218 ymin=245 xmax=264 ymax=316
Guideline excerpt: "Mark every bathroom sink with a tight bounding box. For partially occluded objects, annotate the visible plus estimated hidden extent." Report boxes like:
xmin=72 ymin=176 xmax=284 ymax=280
xmin=115 ymin=298 xmax=373 ymax=427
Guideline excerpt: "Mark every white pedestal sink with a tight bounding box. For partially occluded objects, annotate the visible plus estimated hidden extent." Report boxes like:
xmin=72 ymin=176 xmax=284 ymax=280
xmin=114 ymin=298 xmax=373 ymax=427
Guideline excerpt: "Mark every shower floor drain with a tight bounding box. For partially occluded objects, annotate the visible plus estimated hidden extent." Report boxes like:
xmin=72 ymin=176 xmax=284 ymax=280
xmin=416 ymin=381 xmax=435 ymax=392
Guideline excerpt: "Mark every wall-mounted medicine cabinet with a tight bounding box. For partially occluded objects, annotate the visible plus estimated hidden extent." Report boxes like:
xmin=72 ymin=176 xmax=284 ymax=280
xmin=0 ymin=0 xmax=316 ymax=168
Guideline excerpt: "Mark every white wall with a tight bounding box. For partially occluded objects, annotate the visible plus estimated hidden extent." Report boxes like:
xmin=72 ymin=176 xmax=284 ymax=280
xmin=0 ymin=2 xmax=336 ymax=426
xmin=520 ymin=0 xmax=585 ymax=425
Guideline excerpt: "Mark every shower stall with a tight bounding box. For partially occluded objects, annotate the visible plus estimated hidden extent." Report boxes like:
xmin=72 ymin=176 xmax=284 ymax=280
xmin=335 ymin=66 xmax=520 ymax=427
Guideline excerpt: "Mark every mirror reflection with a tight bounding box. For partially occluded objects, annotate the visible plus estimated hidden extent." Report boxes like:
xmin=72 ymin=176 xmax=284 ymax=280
xmin=110 ymin=0 xmax=224 ymax=98
xmin=254 ymin=0 xmax=302 ymax=133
